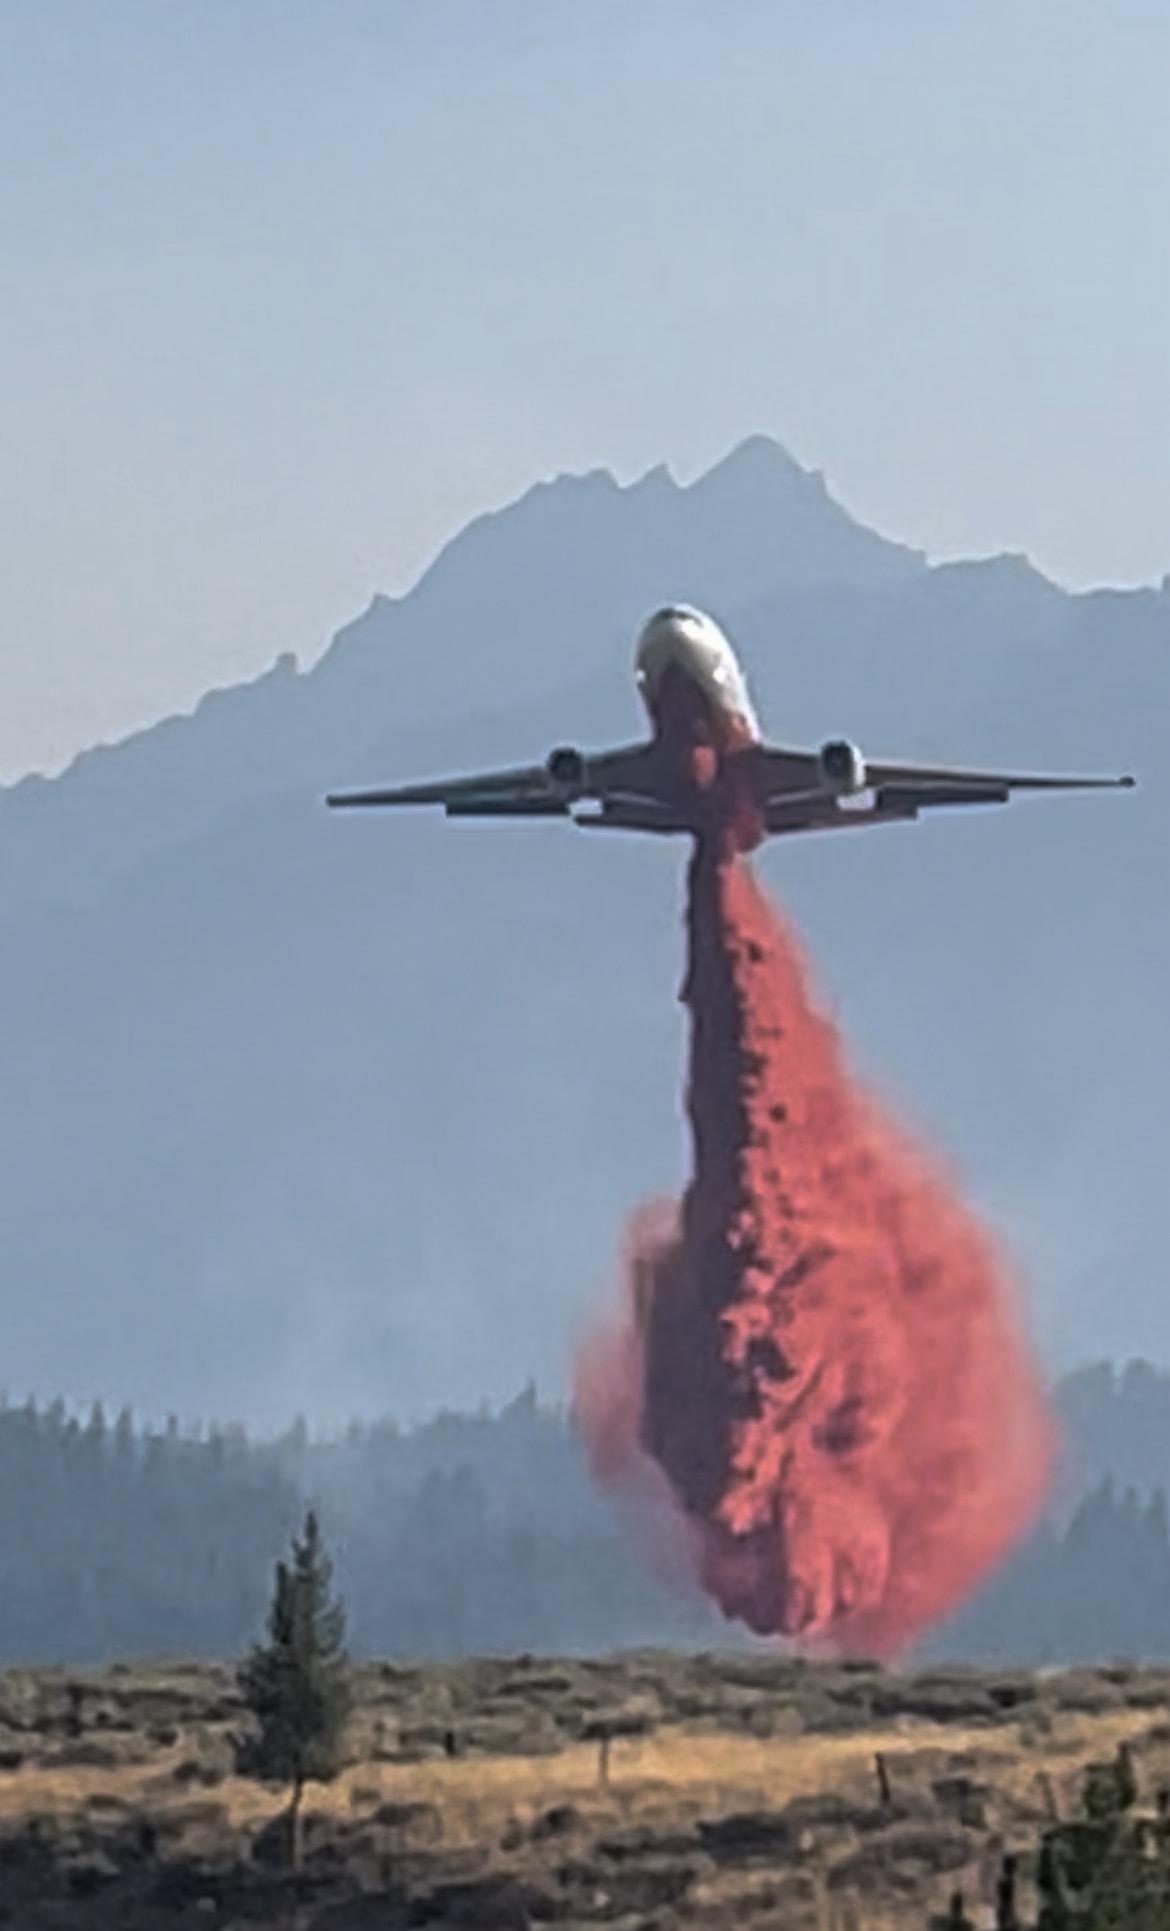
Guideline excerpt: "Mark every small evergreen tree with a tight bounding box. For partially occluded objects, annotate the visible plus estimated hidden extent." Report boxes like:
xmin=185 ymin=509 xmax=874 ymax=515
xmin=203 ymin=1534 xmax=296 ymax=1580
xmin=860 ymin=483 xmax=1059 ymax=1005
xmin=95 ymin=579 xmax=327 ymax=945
xmin=1037 ymin=1833 xmax=1072 ymax=1931
xmin=935 ymin=1890 xmax=975 ymax=1931
xmin=1115 ymin=1743 xmax=1139 ymax=1815
xmin=1033 ymin=1744 xmax=1170 ymax=1931
xmin=237 ymin=1510 xmax=350 ymax=1867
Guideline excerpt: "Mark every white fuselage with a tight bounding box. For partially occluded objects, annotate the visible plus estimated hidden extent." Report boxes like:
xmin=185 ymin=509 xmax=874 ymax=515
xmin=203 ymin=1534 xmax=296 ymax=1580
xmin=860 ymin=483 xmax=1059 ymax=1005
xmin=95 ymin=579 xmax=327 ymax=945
xmin=634 ymin=605 xmax=761 ymax=750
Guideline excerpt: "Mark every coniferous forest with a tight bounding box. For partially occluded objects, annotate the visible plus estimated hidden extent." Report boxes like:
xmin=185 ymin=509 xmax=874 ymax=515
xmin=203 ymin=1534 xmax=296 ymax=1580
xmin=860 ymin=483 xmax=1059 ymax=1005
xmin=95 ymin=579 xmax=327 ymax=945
xmin=2 ymin=1363 xmax=1170 ymax=1669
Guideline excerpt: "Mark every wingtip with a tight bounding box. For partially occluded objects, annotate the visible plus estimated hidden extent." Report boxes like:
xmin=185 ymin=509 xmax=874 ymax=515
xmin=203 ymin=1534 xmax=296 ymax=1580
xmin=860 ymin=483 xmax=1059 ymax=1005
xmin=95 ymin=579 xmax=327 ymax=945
xmin=1120 ymin=774 xmax=1137 ymax=788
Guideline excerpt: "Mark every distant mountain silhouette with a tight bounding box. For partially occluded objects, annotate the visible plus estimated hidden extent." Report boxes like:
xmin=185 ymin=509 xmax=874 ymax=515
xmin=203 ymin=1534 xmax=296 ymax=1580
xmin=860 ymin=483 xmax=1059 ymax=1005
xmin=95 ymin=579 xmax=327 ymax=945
xmin=0 ymin=438 xmax=920 ymax=920
xmin=0 ymin=438 xmax=1162 ymax=1425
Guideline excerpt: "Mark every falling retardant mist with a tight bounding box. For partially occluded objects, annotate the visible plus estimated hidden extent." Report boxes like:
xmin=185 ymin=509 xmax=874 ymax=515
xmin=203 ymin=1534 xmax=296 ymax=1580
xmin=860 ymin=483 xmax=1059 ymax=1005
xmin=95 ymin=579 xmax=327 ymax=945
xmin=575 ymin=833 xmax=1054 ymax=1659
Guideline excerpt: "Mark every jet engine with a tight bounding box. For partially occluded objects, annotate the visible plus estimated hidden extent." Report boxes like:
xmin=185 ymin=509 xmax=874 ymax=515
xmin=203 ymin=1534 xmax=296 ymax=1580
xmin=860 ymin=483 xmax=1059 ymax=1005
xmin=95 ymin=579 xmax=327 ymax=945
xmin=818 ymin=739 xmax=867 ymax=796
xmin=546 ymin=746 xmax=587 ymax=799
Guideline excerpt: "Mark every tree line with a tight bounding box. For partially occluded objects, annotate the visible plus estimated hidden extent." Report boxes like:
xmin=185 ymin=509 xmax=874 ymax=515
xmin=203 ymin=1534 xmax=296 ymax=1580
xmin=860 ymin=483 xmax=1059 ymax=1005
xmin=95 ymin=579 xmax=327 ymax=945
xmin=3 ymin=1368 xmax=1170 ymax=1667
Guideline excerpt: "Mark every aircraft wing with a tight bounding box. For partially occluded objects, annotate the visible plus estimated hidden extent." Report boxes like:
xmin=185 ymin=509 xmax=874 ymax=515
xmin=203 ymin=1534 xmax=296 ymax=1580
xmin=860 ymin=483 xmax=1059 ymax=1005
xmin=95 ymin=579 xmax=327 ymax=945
xmin=326 ymin=742 xmax=662 ymax=818
xmin=327 ymin=763 xmax=559 ymax=812
xmin=756 ymin=742 xmax=1134 ymax=834
xmin=858 ymin=755 xmax=1136 ymax=797
xmin=328 ymin=735 xmax=1134 ymax=834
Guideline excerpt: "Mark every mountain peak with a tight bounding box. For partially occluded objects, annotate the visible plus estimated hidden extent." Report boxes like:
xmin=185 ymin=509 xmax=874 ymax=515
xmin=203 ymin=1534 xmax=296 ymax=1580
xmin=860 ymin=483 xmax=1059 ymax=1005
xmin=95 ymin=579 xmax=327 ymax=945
xmin=692 ymin=434 xmax=808 ymax=490
xmin=630 ymin=461 xmax=676 ymax=494
xmin=676 ymin=434 xmax=923 ymax=587
xmin=419 ymin=433 xmax=921 ymax=622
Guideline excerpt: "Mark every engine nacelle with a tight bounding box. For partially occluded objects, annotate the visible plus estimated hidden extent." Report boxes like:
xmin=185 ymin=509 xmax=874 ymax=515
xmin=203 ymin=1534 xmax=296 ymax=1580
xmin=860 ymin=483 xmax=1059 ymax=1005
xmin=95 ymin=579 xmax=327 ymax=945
xmin=818 ymin=738 xmax=867 ymax=796
xmin=546 ymin=745 xmax=587 ymax=799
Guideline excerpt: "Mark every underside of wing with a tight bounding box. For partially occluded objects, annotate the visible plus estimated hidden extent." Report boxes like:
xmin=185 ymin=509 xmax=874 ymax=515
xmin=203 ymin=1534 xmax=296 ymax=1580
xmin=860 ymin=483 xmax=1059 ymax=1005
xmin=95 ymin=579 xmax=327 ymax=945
xmin=576 ymin=741 xmax=665 ymax=804
xmin=752 ymin=743 xmax=825 ymax=801
xmin=754 ymin=740 xmax=1134 ymax=806
xmin=326 ymin=760 xmax=554 ymax=810
xmin=575 ymin=796 xmax=690 ymax=835
xmin=326 ymin=739 xmax=664 ymax=818
xmin=862 ymin=756 xmax=1135 ymax=796
xmin=765 ymin=799 xmax=919 ymax=837
xmin=443 ymin=796 xmax=571 ymax=818
xmin=328 ymin=730 xmax=1134 ymax=832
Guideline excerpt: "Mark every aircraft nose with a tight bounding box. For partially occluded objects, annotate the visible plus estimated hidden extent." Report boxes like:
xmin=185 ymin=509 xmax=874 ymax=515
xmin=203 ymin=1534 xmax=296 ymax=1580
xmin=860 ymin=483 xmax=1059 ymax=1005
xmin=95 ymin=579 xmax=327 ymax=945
xmin=638 ymin=607 xmax=691 ymax=694
xmin=636 ymin=604 xmax=720 ymax=702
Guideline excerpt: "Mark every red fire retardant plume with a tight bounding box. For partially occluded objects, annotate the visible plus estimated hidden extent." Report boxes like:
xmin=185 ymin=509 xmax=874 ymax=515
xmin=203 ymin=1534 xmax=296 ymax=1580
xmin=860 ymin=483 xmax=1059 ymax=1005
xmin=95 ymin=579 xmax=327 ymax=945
xmin=575 ymin=839 xmax=1054 ymax=1659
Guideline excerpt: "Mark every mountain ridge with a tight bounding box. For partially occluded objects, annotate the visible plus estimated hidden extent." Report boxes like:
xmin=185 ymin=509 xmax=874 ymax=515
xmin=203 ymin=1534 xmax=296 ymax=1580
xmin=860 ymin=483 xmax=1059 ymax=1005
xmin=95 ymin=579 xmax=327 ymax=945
xmin=1 ymin=435 xmax=925 ymax=918
xmin=0 ymin=438 xmax=1161 ymax=1427
xmin=0 ymin=434 xmax=1130 ymax=925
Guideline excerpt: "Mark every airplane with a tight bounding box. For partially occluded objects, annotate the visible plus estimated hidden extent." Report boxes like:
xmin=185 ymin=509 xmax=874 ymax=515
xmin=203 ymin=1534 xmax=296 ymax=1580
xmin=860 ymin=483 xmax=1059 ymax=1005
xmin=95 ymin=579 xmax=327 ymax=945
xmin=326 ymin=604 xmax=1135 ymax=848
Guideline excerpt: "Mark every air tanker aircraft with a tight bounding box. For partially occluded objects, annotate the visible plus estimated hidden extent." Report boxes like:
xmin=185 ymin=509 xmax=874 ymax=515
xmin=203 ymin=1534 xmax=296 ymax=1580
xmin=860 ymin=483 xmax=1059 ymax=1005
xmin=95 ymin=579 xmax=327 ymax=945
xmin=327 ymin=605 xmax=1134 ymax=846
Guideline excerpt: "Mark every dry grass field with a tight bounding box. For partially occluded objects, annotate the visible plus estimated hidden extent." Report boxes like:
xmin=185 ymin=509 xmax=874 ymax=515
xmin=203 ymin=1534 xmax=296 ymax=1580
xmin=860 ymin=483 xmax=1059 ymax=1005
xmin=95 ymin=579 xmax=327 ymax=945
xmin=0 ymin=1652 xmax=1168 ymax=1927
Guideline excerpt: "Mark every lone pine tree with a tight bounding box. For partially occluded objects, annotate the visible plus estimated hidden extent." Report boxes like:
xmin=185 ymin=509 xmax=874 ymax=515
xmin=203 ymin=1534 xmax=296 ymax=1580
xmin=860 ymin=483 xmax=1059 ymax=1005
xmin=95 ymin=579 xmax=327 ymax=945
xmin=237 ymin=1509 xmax=351 ymax=1867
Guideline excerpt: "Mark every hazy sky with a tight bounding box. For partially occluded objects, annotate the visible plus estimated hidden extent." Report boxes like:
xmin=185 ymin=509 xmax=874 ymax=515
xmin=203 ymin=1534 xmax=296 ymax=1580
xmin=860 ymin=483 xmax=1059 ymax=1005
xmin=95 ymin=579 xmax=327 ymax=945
xmin=3 ymin=0 xmax=1168 ymax=779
